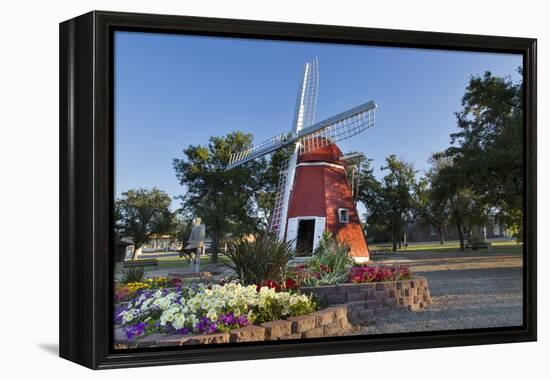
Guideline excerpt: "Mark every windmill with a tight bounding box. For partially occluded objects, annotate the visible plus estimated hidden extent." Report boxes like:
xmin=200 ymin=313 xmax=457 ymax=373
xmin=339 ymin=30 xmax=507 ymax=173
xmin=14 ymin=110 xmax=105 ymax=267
xmin=227 ymin=58 xmax=376 ymax=262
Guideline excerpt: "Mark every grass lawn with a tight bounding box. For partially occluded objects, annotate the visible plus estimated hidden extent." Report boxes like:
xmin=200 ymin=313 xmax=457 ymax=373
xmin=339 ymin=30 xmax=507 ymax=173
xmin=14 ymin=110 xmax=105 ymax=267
xmin=369 ymin=240 xmax=523 ymax=254
xmin=154 ymin=255 xmax=232 ymax=270
xmin=115 ymin=254 xmax=233 ymax=273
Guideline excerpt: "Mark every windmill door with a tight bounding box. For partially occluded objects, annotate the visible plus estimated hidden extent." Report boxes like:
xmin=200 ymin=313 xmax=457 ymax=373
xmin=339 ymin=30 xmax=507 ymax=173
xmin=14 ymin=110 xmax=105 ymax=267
xmin=288 ymin=216 xmax=326 ymax=254
xmin=312 ymin=216 xmax=326 ymax=251
xmin=286 ymin=218 xmax=298 ymax=250
xmin=296 ymin=219 xmax=316 ymax=254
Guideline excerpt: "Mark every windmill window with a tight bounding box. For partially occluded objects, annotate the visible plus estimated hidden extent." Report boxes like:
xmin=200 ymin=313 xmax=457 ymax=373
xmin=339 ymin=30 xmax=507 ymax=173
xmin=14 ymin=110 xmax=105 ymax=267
xmin=338 ymin=208 xmax=349 ymax=223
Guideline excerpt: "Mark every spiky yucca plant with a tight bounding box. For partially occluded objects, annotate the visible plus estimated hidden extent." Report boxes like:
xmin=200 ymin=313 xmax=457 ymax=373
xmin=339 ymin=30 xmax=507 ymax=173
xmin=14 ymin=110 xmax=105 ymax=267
xmin=226 ymin=233 xmax=295 ymax=286
xmin=300 ymin=233 xmax=352 ymax=286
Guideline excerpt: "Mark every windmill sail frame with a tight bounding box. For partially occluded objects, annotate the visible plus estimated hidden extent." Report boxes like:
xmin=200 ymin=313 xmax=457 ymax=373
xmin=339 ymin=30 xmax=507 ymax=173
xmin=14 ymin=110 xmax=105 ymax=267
xmin=225 ymin=58 xmax=376 ymax=241
xmin=226 ymin=101 xmax=376 ymax=169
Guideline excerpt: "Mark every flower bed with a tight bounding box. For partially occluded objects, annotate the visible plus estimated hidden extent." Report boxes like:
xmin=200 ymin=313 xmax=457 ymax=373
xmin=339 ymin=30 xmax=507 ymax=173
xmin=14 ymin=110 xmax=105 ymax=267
xmin=115 ymin=283 xmax=317 ymax=341
xmin=115 ymin=276 xmax=183 ymax=302
xmin=288 ymin=241 xmax=414 ymax=287
xmin=114 ymin=304 xmax=353 ymax=348
xmin=348 ymin=265 xmax=413 ymax=283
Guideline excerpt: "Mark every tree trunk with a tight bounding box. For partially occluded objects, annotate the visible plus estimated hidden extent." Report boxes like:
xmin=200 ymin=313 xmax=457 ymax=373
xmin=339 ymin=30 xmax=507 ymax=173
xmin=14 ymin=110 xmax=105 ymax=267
xmin=211 ymin=229 xmax=220 ymax=264
xmin=131 ymin=244 xmax=142 ymax=260
xmin=456 ymin=223 xmax=465 ymax=251
xmin=391 ymin=228 xmax=398 ymax=252
xmin=438 ymin=224 xmax=445 ymax=245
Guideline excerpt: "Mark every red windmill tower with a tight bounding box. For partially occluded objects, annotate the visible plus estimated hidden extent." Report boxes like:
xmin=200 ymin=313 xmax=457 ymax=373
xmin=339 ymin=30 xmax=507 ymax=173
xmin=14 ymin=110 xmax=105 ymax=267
xmin=227 ymin=58 xmax=376 ymax=262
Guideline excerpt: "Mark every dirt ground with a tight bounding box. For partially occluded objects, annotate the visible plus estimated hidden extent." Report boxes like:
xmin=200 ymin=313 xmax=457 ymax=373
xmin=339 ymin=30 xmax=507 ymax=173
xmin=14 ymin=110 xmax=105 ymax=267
xmin=357 ymin=248 xmax=524 ymax=334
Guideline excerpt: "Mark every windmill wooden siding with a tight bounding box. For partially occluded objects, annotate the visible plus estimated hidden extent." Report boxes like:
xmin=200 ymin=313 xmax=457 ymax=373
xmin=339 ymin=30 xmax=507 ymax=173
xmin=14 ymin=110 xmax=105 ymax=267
xmin=287 ymin=143 xmax=370 ymax=260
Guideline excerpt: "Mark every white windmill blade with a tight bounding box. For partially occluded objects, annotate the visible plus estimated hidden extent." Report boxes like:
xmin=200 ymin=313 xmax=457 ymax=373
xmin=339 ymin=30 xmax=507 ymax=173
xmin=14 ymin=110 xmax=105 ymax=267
xmin=268 ymin=158 xmax=290 ymax=234
xmin=226 ymin=132 xmax=296 ymax=170
xmin=297 ymin=100 xmax=376 ymax=154
xmin=227 ymin=58 xmax=319 ymax=171
xmin=292 ymin=57 xmax=319 ymax=131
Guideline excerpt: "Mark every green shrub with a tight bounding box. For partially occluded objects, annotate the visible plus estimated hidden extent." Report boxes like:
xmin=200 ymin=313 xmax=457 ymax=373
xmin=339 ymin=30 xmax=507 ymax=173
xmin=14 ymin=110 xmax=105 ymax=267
xmin=226 ymin=233 xmax=295 ymax=286
xmin=251 ymin=297 xmax=285 ymax=324
xmin=251 ymin=294 xmax=317 ymax=324
xmin=467 ymin=231 xmax=487 ymax=249
xmin=300 ymin=233 xmax=352 ymax=286
xmin=288 ymin=297 xmax=317 ymax=317
xmin=303 ymin=270 xmax=349 ymax=286
xmin=311 ymin=232 xmax=352 ymax=272
xmin=118 ymin=266 xmax=145 ymax=284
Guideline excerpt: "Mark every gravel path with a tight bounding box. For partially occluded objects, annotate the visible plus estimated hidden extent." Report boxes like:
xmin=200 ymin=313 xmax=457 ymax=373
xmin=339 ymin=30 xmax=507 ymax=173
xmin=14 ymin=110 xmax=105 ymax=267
xmin=357 ymin=249 xmax=523 ymax=335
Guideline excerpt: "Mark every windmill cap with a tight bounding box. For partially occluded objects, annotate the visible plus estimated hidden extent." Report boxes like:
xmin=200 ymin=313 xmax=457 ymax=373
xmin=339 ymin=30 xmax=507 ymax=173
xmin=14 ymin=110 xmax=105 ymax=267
xmin=298 ymin=141 xmax=344 ymax=165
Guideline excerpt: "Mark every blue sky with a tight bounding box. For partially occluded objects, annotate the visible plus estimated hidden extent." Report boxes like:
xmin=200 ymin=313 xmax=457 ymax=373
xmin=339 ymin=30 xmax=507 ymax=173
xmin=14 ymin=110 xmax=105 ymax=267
xmin=114 ymin=31 xmax=522 ymax=209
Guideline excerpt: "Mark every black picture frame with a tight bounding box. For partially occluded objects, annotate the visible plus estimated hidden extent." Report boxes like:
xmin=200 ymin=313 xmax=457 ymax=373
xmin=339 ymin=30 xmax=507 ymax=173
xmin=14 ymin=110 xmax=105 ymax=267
xmin=59 ymin=10 xmax=537 ymax=369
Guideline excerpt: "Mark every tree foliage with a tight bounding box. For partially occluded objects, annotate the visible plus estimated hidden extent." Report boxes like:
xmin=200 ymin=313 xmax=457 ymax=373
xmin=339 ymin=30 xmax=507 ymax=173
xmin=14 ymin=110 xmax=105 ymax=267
xmin=359 ymin=155 xmax=416 ymax=251
xmin=173 ymin=132 xmax=267 ymax=263
xmin=437 ymin=69 xmax=523 ymax=241
xmin=428 ymin=156 xmax=488 ymax=250
xmin=450 ymin=71 xmax=522 ymax=232
xmin=414 ymin=172 xmax=449 ymax=245
xmin=115 ymin=188 xmax=174 ymax=259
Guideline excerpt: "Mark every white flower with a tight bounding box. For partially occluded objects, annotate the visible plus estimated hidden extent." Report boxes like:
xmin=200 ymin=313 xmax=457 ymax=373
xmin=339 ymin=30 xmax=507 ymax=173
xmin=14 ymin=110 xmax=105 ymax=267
xmin=206 ymin=309 xmax=218 ymax=321
xmin=172 ymin=313 xmax=186 ymax=330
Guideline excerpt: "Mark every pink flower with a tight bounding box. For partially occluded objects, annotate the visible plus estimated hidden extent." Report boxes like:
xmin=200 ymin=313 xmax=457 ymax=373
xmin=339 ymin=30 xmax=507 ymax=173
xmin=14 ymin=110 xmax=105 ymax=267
xmin=348 ymin=264 xmax=412 ymax=283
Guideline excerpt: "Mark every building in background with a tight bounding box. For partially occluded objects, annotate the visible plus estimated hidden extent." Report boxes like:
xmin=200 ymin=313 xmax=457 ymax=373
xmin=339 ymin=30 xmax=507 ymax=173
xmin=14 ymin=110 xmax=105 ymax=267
xmin=405 ymin=215 xmax=507 ymax=243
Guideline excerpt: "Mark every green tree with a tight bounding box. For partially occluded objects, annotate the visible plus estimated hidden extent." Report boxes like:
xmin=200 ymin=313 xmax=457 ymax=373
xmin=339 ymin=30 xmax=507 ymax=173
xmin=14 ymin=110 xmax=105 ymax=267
xmin=173 ymin=132 xmax=264 ymax=263
xmin=414 ymin=176 xmax=449 ymax=245
xmin=356 ymin=158 xmax=383 ymax=242
xmin=360 ymin=155 xmax=416 ymax=251
xmin=356 ymin=158 xmax=382 ymax=216
xmin=115 ymin=188 xmax=173 ymax=260
xmin=429 ymin=156 xmax=488 ymax=251
xmin=413 ymin=156 xmax=454 ymax=245
xmin=444 ymin=70 xmax=523 ymax=240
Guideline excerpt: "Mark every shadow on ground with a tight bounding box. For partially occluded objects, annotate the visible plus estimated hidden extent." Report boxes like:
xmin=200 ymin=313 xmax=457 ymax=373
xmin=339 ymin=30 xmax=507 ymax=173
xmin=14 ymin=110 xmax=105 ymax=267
xmin=38 ymin=343 xmax=59 ymax=356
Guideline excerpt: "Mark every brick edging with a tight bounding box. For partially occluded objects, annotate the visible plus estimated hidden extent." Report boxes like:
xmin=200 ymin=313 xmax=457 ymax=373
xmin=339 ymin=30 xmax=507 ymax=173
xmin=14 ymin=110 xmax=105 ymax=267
xmin=301 ymin=276 xmax=432 ymax=324
xmin=114 ymin=304 xmax=352 ymax=348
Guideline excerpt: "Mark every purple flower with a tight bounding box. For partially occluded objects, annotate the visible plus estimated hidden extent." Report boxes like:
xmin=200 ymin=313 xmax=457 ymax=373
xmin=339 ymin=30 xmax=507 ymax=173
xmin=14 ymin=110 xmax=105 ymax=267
xmin=195 ymin=316 xmax=218 ymax=334
xmin=124 ymin=322 xmax=147 ymax=340
xmin=214 ymin=312 xmax=248 ymax=330
xmin=217 ymin=312 xmax=236 ymax=326
xmin=236 ymin=315 xmax=248 ymax=327
xmin=175 ymin=327 xmax=191 ymax=335
xmin=114 ymin=306 xmax=125 ymax=325
xmin=141 ymin=290 xmax=152 ymax=298
xmin=208 ymin=322 xmax=217 ymax=333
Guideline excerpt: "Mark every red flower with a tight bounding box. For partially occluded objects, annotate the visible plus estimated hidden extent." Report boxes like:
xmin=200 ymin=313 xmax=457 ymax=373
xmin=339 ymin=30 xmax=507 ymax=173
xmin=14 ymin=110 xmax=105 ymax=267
xmin=257 ymin=279 xmax=281 ymax=292
xmin=319 ymin=264 xmax=332 ymax=273
xmin=284 ymin=277 xmax=298 ymax=290
xmin=348 ymin=264 xmax=411 ymax=283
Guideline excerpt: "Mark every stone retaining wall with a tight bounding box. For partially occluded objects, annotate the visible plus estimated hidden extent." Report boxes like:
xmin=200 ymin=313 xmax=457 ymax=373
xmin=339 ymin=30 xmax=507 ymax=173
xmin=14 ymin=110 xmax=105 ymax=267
xmin=301 ymin=276 xmax=431 ymax=324
xmin=115 ymin=304 xmax=352 ymax=348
